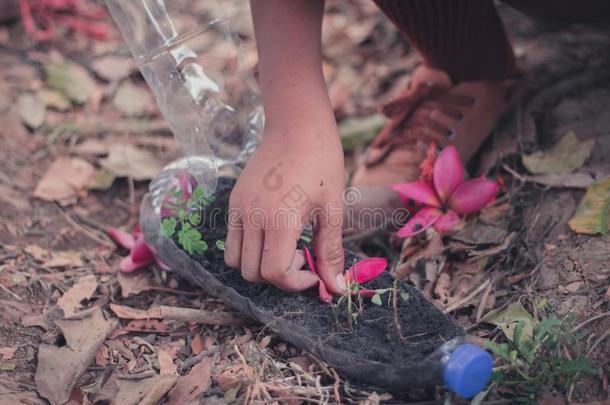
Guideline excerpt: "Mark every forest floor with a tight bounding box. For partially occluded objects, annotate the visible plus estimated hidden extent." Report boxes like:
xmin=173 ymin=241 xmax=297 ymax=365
xmin=0 ymin=1 xmax=609 ymax=404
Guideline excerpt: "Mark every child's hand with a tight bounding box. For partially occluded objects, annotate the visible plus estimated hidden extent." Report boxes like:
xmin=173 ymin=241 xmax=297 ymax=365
xmin=225 ymin=125 xmax=346 ymax=293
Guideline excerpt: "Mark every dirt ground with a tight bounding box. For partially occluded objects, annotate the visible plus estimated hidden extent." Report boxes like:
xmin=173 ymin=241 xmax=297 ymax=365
xmin=0 ymin=1 xmax=609 ymax=404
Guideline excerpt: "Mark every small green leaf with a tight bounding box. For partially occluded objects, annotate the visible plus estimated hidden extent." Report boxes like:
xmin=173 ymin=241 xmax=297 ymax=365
xmin=192 ymin=185 xmax=215 ymax=207
xmin=351 ymin=283 xmax=359 ymax=293
xmin=399 ymin=291 xmax=410 ymax=301
xmin=299 ymin=234 xmax=312 ymax=243
xmin=216 ymin=240 xmax=225 ymax=251
xmin=160 ymin=217 xmax=177 ymax=238
xmin=371 ymin=294 xmax=382 ymax=305
xmin=178 ymin=227 xmax=207 ymax=255
xmin=189 ymin=212 xmax=201 ymax=226
xmin=178 ymin=209 xmax=186 ymax=220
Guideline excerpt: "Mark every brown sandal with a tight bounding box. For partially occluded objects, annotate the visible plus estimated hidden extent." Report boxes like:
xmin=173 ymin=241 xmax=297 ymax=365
xmin=351 ymin=65 xmax=528 ymax=187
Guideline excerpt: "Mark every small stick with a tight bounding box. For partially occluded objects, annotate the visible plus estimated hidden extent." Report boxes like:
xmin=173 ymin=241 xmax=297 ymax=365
xmin=56 ymin=206 xmax=115 ymax=248
xmin=476 ymin=280 xmax=493 ymax=322
xmin=443 ymin=278 xmax=491 ymax=314
xmin=571 ymin=311 xmax=610 ymax=333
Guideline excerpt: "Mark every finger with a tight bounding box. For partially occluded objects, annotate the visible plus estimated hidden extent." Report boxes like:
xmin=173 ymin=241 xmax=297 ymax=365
xmin=261 ymin=227 xmax=318 ymax=292
xmin=240 ymin=226 xmax=265 ymax=283
xmin=313 ymin=202 xmax=346 ymax=295
xmin=224 ymin=206 xmax=243 ymax=268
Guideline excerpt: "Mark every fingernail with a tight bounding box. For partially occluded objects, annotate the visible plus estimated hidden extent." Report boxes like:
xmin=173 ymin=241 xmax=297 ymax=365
xmin=336 ymin=273 xmax=346 ymax=290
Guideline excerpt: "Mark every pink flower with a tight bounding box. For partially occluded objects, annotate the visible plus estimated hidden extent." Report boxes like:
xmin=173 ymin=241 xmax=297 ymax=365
xmin=392 ymin=146 xmax=499 ymax=238
xmin=108 ymin=226 xmax=169 ymax=273
xmin=303 ymin=246 xmax=388 ymax=304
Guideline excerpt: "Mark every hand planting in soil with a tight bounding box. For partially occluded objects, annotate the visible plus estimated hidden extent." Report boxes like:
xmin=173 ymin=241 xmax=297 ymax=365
xmin=392 ymin=145 xmax=499 ymax=237
xmin=303 ymin=245 xmax=388 ymax=305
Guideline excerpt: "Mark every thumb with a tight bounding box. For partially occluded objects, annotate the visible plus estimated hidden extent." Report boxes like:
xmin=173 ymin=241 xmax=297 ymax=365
xmin=313 ymin=203 xmax=346 ymax=295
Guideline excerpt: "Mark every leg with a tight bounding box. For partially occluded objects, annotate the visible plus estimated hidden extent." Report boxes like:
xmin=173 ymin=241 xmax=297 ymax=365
xmin=373 ymin=0 xmax=517 ymax=82
xmin=351 ymin=0 xmax=527 ymax=187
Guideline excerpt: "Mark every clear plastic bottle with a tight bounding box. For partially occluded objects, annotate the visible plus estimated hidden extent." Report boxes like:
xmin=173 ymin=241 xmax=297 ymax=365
xmin=104 ymin=0 xmax=263 ymax=202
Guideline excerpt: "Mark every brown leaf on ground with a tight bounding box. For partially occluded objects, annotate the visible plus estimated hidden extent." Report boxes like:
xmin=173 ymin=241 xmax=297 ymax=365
xmin=116 ymin=374 xmax=178 ymax=405
xmin=35 ymin=307 xmax=117 ymax=405
xmin=91 ymin=56 xmax=136 ymax=82
xmin=24 ymin=244 xmax=51 ymax=261
xmin=118 ymin=272 xmax=155 ymax=298
xmin=57 ymin=275 xmax=98 ymax=317
xmin=0 ymin=347 xmax=16 ymax=360
xmin=42 ymin=251 xmax=84 ymax=268
xmin=109 ymin=303 xmax=248 ymax=326
xmin=168 ymin=356 xmax=215 ymax=405
xmin=395 ymin=233 xmax=444 ymax=279
xmin=190 ymin=334 xmax=205 ymax=355
xmin=71 ymin=138 xmax=109 ymax=156
xmin=100 ymin=144 xmax=166 ymax=181
xmin=0 ymin=380 xmax=41 ymax=405
xmin=113 ymin=81 xmax=154 ymax=117
xmin=17 ymin=93 xmax=46 ymax=129
xmin=45 ymin=61 xmax=96 ymax=105
xmin=37 ymin=89 xmax=71 ymax=112
xmin=158 ymin=350 xmax=178 ymax=376
xmin=34 ymin=157 xmax=96 ymax=205
xmin=522 ymin=131 xmax=595 ymax=175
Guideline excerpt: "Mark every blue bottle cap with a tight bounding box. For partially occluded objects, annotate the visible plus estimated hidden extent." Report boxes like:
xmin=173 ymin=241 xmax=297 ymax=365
xmin=443 ymin=343 xmax=493 ymax=398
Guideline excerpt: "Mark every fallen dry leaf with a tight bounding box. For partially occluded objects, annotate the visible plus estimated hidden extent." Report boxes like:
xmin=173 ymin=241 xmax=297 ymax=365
xmin=524 ymin=172 xmax=598 ymax=189
xmin=118 ymin=272 xmax=155 ymax=298
xmin=24 ymin=244 xmax=51 ymax=261
xmin=487 ymin=302 xmax=534 ymax=342
xmin=109 ymin=303 xmax=247 ymax=326
xmin=87 ymin=168 xmax=116 ymax=190
xmin=116 ymin=374 xmax=178 ymax=405
xmin=190 ymin=335 xmax=205 ymax=355
xmin=35 ymin=307 xmax=117 ymax=405
xmin=0 ymin=347 xmax=16 ymax=360
xmin=100 ymin=144 xmax=165 ymax=181
xmin=113 ymin=81 xmax=154 ymax=117
xmin=42 ymin=250 xmax=84 ymax=268
xmin=158 ymin=350 xmax=178 ymax=376
xmin=569 ymin=177 xmax=610 ymax=235
xmin=168 ymin=356 xmax=214 ymax=405
xmin=91 ymin=55 xmax=136 ymax=82
xmin=522 ymin=131 xmax=595 ymax=175
xmin=72 ymin=138 xmax=109 ymax=156
xmin=17 ymin=93 xmax=46 ymax=129
xmin=37 ymin=88 xmax=71 ymax=111
xmin=34 ymin=157 xmax=96 ymax=205
xmin=45 ymin=61 xmax=96 ymax=105
xmin=57 ymin=275 xmax=98 ymax=317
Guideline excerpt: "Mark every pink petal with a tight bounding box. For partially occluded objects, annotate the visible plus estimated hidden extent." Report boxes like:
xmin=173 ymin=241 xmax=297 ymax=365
xmin=317 ymin=281 xmax=333 ymax=304
xmin=433 ymin=210 xmax=460 ymax=234
xmin=303 ymin=246 xmax=317 ymax=275
xmin=131 ymin=237 xmax=155 ymax=263
xmin=396 ymin=207 xmax=441 ymax=238
xmin=177 ymin=171 xmax=195 ymax=200
xmin=391 ymin=182 xmax=441 ymax=208
xmin=304 ymin=246 xmax=332 ymax=304
xmin=120 ymin=255 xmax=152 ymax=273
xmin=107 ymin=227 xmax=135 ymax=249
xmin=358 ymin=289 xmax=377 ymax=298
xmin=448 ymin=179 xmax=499 ymax=214
xmin=346 ymin=258 xmax=388 ymax=284
xmin=433 ymin=146 xmax=464 ymax=203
